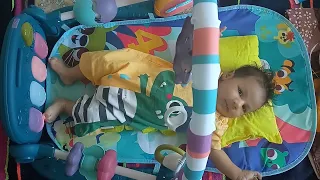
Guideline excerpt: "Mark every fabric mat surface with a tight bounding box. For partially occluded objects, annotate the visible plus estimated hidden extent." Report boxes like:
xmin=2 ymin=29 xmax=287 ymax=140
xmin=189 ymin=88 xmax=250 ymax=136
xmin=46 ymin=5 xmax=315 ymax=176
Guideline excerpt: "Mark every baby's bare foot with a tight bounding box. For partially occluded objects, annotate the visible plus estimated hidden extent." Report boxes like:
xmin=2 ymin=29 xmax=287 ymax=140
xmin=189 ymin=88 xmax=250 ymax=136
xmin=44 ymin=99 xmax=67 ymax=123
xmin=49 ymin=58 xmax=74 ymax=85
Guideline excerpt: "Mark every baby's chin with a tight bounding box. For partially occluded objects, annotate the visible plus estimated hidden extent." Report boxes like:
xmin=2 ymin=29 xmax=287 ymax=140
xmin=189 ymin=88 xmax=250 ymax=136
xmin=216 ymin=104 xmax=234 ymax=118
xmin=216 ymin=104 xmax=228 ymax=117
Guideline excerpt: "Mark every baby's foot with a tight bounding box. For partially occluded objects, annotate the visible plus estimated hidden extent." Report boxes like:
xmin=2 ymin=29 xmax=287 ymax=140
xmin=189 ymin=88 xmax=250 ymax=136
xmin=49 ymin=58 xmax=74 ymax=85
xmin=44 ymin=99 xmax=67 ymax=123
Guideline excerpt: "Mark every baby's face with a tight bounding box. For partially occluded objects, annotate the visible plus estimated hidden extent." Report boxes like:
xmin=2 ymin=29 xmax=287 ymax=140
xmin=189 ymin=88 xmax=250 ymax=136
xmin=216 ymin=73 xmax=266 ymax=118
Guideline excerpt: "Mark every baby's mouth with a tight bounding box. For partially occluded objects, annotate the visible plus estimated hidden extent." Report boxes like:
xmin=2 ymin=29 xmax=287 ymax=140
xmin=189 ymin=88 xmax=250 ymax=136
xmin=225 ymin=100 xmax=229 ymax=112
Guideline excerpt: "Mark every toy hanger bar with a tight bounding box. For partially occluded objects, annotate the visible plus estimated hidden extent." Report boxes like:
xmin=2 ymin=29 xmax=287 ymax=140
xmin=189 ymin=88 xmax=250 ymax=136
xmin=183 ymin=0 xmax=221 ymax=179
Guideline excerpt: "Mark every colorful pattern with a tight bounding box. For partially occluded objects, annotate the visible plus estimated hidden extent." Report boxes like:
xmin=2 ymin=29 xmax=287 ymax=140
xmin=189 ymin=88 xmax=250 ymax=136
xmin=46 ymin=5 xmax=316 ymax=176
xmin=183 ymin=0 xmax=221 ymax=179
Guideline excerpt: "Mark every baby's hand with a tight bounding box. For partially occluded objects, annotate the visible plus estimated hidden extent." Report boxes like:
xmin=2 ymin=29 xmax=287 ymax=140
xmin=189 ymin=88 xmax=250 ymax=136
xmin=236 ymin=170 xmax=262 ymax=180
xmin=220 ymin=26 xmax=227 ymax=36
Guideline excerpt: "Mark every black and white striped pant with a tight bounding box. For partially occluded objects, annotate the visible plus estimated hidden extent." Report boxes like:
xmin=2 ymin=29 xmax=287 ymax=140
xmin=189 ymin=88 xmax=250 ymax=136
xmin=71 ymin=86 xmax=137 ymax=127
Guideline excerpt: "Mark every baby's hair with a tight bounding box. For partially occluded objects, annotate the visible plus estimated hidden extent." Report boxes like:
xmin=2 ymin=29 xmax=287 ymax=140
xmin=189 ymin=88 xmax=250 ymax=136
xmin=233 ymin=65 xmax=275 ymax=105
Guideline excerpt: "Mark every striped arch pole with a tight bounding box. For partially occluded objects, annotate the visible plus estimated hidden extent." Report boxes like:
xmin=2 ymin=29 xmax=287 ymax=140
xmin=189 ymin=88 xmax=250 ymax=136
xmin=182 ymin=0 xmax=221 ymax=179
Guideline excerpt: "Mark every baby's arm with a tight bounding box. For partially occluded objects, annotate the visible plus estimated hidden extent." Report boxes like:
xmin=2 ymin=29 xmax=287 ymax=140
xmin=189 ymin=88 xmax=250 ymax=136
xmin=210 ymin=149 xmax=241 ymax=179
xmin=211 ymin=115 xmax=262 ymax=180
xmin=210 ymin=150 xmax=262 ymax=180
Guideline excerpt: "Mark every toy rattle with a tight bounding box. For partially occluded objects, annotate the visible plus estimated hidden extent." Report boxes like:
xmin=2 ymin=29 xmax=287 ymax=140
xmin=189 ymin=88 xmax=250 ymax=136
xmin=11 ymin=142 xmax=176 ymax=179
xmin=54 ymin=142 xmax=157 ymax=179
xmin=62 ymin=143 xmax=188 ymax=179
xmin=57 ymin=143 xmax=168 ymax=180
xmin=60 ymin=0 xmax=148 ymax=26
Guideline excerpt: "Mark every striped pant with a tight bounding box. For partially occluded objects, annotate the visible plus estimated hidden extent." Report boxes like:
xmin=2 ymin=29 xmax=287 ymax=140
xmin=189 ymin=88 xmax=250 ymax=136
xmin=71 ymin=86 xmax=137 ymax=127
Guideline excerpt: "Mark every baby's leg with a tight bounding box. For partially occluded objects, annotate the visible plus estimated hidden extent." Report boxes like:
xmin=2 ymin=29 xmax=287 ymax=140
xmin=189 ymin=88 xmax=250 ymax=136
xmin=44 ymin=99 xmax=75 ymax=123
xmin=49 ymin=57 xmax=87 ymax=85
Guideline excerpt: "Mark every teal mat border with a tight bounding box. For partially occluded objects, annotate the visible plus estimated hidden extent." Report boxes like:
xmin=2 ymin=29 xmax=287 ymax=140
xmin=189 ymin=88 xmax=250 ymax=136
xmin=46 ymin=5 xmax=316 ymax=177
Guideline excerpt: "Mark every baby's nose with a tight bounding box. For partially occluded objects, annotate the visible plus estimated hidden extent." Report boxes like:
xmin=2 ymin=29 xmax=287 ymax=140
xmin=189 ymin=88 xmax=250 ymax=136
xmin=234 ymin=99 xmax=244 ymax=109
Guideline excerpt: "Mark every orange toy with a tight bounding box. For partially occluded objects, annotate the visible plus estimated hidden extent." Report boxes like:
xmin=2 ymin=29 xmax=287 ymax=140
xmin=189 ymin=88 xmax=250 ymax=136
xmin=154 ymin=0 xmax=193 ymax=17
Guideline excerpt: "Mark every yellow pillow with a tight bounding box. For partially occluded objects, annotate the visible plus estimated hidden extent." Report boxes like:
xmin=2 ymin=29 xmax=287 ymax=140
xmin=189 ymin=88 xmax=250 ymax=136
xmin=221 ymin=102 xmax=282 ymax=147
xmin=220 ymin=35 xmax=261 ymax=72
xmin=218 ymin=35 xmax=282 ymax=147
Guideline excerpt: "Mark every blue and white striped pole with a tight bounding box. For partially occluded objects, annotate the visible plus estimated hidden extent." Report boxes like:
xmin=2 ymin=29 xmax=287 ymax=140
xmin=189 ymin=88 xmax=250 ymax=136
xmin=182 ymin=0 xmax=221 ymax=179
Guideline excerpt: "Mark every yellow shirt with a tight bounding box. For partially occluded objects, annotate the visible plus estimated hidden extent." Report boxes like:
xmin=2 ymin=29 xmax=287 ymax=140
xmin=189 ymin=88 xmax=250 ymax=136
xmin=212 ymin=112 xmax=229 ymax=150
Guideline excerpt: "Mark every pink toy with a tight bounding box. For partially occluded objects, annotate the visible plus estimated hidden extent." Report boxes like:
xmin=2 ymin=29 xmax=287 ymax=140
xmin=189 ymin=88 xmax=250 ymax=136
xmin=97 ymin=150 xmax=157 ymax=180
xmin=97 ymin=150 xmax=117 ymax=180
xmin=31 ymin=56 xmax=47 ymax=82
xmin=34 ymin=32 xmax=48 ymax=59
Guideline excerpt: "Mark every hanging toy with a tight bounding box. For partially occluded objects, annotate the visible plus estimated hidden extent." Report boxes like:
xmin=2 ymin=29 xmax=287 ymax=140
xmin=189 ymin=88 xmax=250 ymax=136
xmin=58 ymin=0 xmax=117 ymax=26
xmin=60 ymin=0 xmax=148 ymax=26
xmin=73 ymin=0 xmax=117 ymax=25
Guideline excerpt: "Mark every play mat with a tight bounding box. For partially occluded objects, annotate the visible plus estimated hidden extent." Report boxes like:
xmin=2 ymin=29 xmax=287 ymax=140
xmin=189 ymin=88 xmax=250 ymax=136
xmin=46 ymin=5 xmax=316 ymax=176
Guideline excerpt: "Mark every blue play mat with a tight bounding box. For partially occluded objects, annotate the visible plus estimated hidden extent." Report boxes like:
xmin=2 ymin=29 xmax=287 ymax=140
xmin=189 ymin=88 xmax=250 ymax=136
xmin=43 ymin=5 xmax=316 ymax=176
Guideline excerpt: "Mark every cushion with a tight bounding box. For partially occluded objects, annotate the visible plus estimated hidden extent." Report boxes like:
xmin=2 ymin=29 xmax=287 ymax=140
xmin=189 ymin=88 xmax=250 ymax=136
xmin=220 ymin=35 xmax=261 ymax=72
xmin=219 ymin=35 xmax=282 ymax=147
xmin=222 ymin=102 xmax=282 ymax=147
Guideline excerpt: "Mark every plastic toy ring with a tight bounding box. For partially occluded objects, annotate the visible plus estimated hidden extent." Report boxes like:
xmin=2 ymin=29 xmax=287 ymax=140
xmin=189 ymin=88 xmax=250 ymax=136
xmin=155 ymin=144 xmax=185 ymax=164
